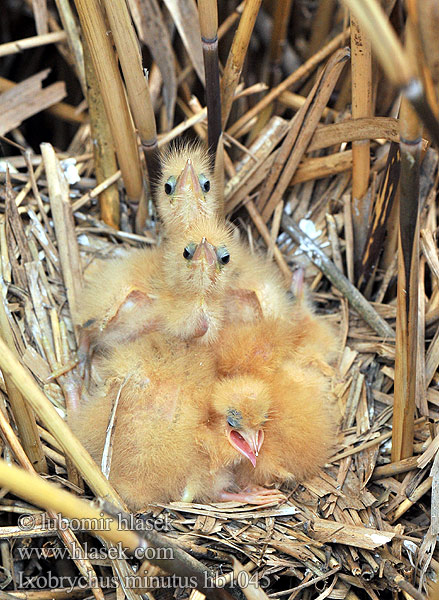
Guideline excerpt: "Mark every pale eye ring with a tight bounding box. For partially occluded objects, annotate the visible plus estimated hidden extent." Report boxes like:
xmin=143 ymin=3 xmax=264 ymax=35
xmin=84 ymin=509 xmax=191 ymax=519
xmin=183 ymin=243 xmax=196 ymax=260
xmin=217 ymin=247 xmax=230 ymax=265
xmin=199 ymin=174 xmax=210 ymax=193
xmin=165 ymin=176 xmax=177 ymax=195
xmin=227 ymin=415 xmax=239 ymax=428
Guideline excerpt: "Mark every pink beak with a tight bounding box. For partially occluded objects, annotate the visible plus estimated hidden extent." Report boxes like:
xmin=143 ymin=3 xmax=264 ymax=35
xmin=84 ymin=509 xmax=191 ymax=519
xmin=177 ymin=159 xmax=204 ymax=200
xmin=191 ymin=238 xmax=217 ymax=269
xmin=228 ymin=428 xmax=264 ymax=468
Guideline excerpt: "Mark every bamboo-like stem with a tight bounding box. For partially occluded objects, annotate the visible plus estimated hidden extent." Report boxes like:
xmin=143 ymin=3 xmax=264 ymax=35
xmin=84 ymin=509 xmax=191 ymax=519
xmin=198 ymin=0 xmax=221 ymax=154
xmin=221 ymin=0 xmax=262 ymax=129
xmin=83 ymin=38 xmax=120 ymax=228
xmin=281 ymin=215 xmax=395 ymax=339
xmin=350 ymin=15 xmax=372 ymax=267
xmin=101 ymin=0 xmax=159 ymax=185
xmin=73 ymin=0 xmax=145 ymax=206
xmin=339 ymin=0 xmax=439 ymax=147
xmin=227 ymin=28 xmax=349 ymax=138
xmin=0 ymin=460 xmax=232 ymax=600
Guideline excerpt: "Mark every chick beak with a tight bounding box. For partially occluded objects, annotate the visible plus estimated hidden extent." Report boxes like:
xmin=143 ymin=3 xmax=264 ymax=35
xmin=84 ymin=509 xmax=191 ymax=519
xmin=227 ymin=428 xmax=265 ymax=468
xmin=191 ymin=238 xmax=217 ymax=272
xmin=177 ymin=159 xmax=204 ymax=200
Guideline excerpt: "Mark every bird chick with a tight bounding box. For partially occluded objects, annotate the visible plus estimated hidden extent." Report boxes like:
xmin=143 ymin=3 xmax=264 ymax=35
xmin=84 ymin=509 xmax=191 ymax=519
xmin=196 ymin=375 xmax=286 ymax=505
xmin=235 ymin=362 xmax=337 ymax=490
xmin=76 ymin=218 xmax=239 ymax=385
xmin=214 ymin=318 xmax=338 ymax=490
xmin=157 ymin=143 xmax=220 ymax=234
xmin=69 ymin=334 xmax=215 ymax=510
xmin=69 ymin=338 xmax=282 ymax=509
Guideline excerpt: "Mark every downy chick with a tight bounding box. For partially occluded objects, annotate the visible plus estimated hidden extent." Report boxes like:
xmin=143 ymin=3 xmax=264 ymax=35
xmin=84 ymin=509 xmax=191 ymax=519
xmin=70 ymin=338 xmax=283 ymax=509
xmin=215 ymin=317 xmax=338 ymax=490
xmin=157 ymin=143 xmax=220 ymax=235
xmin=77 ymin=217 xmax=239 ymax=360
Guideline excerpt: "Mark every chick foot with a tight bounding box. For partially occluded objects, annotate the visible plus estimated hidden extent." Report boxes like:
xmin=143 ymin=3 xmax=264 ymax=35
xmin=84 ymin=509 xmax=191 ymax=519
xmin=219 ymin=486 xmax=286 ymax=505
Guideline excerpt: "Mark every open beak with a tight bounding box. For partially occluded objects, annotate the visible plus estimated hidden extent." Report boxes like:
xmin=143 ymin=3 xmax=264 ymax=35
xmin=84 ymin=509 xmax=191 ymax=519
xmin=177 ymin=159 xmax=204 ymax=201
xmin=191 ymin=238 xmax=217 ymax=271
xmin=227 ymin=428 xmax=264 ymax=468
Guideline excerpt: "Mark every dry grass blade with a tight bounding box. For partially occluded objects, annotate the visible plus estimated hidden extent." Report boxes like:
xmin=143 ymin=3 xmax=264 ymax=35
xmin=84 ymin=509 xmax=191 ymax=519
xmin=221 ymin=0 xmax=262 ymax=130
xmin=127 ymin=0 xmax=176 ymax=127
xmin=54 ymin=0 xmax=86 ymax=92
xmin=227 ymin=28 xmax=349 ymax=138
xmin=358 ymin=142 xmax=400 ymax=293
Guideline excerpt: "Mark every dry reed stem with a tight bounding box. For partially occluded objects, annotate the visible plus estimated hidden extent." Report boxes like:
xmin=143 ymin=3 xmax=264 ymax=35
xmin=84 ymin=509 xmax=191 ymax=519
xmin=198 ymin=0 xmax=221 ymax=154
xmin=228 ymin=28 xmax=350 ymax=138
xmin=0 ymin=284 xmax=46 ymax=474
xmin=260 ymin=47 xmax=350 ymax=222
xmin=0 ymin=407 xmax=105 ymax=600
xmin=221 ymin=0 xmax=262 ymax=129
xmin=73 ymin=0 xmax=145 ymax=206
xmin=54 ymin=0 xmax=86 ymax=93
xmin=0 ymin=460 xmax=232 ymax=600
xmin=41 ymin=144 xmax=83 ymax=332
xmin=102 ymin=0 xmax=158 ymax=169
xmin=281 ymin=215 xmax=395 ymax=339
xmin=339 ymin=0 xmax=412 ymax=88
xmin=83 ymin=40 xmax=120 ymax=228
xmin=391 ymin=90 xmax=422 ymax=462
xmin=0 ymin=31 xmax=67 ymax=57
xmin=350 ymin=16 xmax=372 ymax=265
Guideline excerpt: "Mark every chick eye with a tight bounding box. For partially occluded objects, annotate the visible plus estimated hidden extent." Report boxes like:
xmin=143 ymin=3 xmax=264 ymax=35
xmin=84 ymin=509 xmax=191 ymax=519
xmin=164 ymin=176 xmax=177 ymax=195
xmin=183 ymin=243 xmax=196 ymax=260
xmin=199 ymin=174 xmax=210 ymax=193
xmin=227 ymin=415 xmax=239 ymax=428
xmin=217 ymin=247 xmax=230 ymax=265
xmin=227 ymin=408 xmax=242 ymax=428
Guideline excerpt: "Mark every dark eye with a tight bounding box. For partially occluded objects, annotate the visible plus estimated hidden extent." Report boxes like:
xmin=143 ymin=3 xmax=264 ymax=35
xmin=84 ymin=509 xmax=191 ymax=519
xmin=217 ymin=247 xmax=230 ymax=265
xmin=227 ymin=409 xmax=241 ymax=428
xmin=227 ymin=415 xmax=239 ymax=428
xmin=165 ymin=176 xmax=176 ymax=195
xmin=183 ymin=243 xmax=196 ymax=260
xmin=199 ymin=174 xmax=210 ymax=193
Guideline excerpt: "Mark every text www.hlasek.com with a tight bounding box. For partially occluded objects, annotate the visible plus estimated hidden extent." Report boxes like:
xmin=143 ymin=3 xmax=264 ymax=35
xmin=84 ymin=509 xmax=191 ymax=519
xmin=17 ymin=541 xmax=172 ymax=562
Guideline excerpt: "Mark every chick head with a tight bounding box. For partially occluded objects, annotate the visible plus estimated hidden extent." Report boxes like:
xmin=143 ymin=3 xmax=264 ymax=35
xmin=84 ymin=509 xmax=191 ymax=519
xmin=158 ymin=143 xmax=219 ymax=233
xmin=211 ymin=376 xmax=272 ymax=468
xmin=162 ymin=218 xmax=237 ymax=295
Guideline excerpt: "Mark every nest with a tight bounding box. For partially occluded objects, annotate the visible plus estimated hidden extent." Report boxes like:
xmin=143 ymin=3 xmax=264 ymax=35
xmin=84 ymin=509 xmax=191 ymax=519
xmin=1 ymin=1 xmax=439 ymax=599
